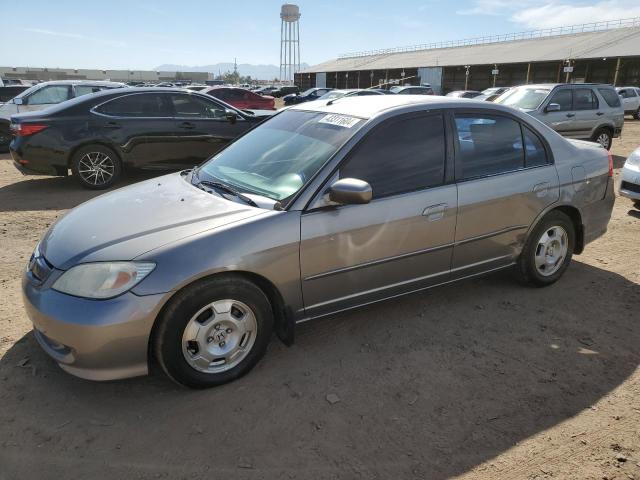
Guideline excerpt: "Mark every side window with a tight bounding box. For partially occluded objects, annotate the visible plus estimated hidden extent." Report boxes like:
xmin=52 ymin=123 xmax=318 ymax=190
xmin=598 ymin=88 xmax=621 ymax=108
xmin=340 ymin=114 xmax=445 ymax=199
xmin=522 ymin=126 xmax=548 ymax=168
xmin=27 ymin=85 xmax=70 ymax=105
xmin=454 ymin=114 xmax=524 ymax=179
xmin=74 ymin=85 xmax=103 ymax=97
xmin=548 ymin=89 xmax=572 ymax=111
xmin=97 ymin=94 xmax=170 ymax=117
xmin=170 ymin=94 xmax=226 ymax=119
xmin=618 ymin=89 xmax=629 ymax=98
xmin=628 ymin=89 xmax=638 ymax=98
xmin=573 ymin=88 xmax=598 ymax=110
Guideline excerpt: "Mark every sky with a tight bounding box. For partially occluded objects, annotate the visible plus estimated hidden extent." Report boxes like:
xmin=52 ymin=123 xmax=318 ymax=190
xmin=1 ymin=0 xmax=640 ymax=70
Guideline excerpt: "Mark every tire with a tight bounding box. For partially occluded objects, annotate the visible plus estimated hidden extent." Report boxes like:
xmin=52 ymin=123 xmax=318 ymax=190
xmin=515 ymin=211 xmax=575 ymax=287
xmin=71 ymin=145 xmax=122 ymax=190
xmin=153 ymin=275 xmax=274 ymax=389
xmin=634 ymin=108 xmax=640 ymax=121
xmin=591 ymin=128 xmax=612 ymax=150
xmin=634 ymin=200 xmax=640 ymax=210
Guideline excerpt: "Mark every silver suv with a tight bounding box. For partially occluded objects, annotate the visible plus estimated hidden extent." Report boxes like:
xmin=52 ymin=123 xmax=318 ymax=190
xmin=495 ymin=84 xmax=624 ymax=149
xmin=616 ymin=86 xmax=640 ymax=119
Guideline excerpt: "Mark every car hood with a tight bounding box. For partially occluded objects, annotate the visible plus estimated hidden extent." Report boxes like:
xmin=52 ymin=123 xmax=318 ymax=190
xmin=41 ymin=172 xmax=267 ymax=270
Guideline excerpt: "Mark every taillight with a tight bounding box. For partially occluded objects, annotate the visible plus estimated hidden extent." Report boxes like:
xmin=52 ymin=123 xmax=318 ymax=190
xmin=607 ymin=151 xmax=613 ymax=177
xmin=10 ymin=123 xmax=49 ymax=137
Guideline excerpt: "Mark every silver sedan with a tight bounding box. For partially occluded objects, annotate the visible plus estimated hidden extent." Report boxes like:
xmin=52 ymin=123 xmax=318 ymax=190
xmin=23 ymin=96 xmax=615 ymax=388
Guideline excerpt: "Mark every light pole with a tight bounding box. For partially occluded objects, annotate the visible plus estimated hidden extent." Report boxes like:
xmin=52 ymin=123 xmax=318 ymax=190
xmin=464 ymin=65 xmax=470 ymax=90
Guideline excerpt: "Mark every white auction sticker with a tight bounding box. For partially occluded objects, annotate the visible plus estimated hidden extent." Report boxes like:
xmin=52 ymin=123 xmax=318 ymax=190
xmin=318 ymin=114 xmax=361 ymax=128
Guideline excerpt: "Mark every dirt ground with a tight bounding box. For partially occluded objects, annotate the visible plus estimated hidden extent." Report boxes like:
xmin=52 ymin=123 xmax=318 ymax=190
xmin=0 ymin=122 xmax=639 ymax=480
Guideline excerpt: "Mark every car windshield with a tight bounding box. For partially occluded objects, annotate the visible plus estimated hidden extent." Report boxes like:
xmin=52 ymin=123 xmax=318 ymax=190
xmin=196 ymin=110 xmax=365 ymax=202
xmin=300 ymin=88 xmax=316 ymax=96
xmin=495 ymin=87 xmax=550 ymax=110
xmin=482 ymin=88 xmax=499 ymax=95
xmin=389 ymin=86 xmax=402 ymax=93
xmin=318 ymin=90 xmax=346 ymax=100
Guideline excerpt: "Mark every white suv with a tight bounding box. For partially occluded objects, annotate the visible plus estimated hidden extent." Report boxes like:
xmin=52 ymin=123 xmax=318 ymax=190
xmin=616 ymin=86 xmax=640 ymax=119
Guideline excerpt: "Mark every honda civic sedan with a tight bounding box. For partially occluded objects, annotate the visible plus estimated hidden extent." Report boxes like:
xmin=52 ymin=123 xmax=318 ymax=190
xmin=23 ymin=96 xmax=615 ymax=388
xmin=9 ymin=88 xmax=270 ymax=189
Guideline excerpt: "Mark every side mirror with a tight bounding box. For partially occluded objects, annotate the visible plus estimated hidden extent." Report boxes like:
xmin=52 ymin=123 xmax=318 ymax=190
xmin=545 ymin=103 xmax=560 ymax=113
xmin=14 ymin=97 xmax=23 ymax=105
xmin=225 ymin=109 xmax=237 ymax=124
xmin=328 ymin=178 xmax=372 ymax=205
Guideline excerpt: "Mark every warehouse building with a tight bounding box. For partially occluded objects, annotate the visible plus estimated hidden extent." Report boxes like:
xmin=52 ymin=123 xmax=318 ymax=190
xmin=295 ymin=18 xmax=640 ymax=94
xmin=0 ymin=66 xmax=212 ymax=84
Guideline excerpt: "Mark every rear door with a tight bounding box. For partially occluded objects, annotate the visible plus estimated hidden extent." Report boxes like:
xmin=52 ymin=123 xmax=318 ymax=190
xmin=572 ymin=87 xmax=600 ymax=138
xmin=541 ymin=88 xmax=577 ymax=137
xmin=451 ymin=111 xmax=559 ymax=277
xmin=300 ymin=112 xmax=457 ymax=317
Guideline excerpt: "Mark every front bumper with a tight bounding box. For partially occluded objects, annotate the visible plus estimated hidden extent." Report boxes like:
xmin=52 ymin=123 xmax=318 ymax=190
xmin=619 ymin=163 xmax=640 ymax=201
xmin=22 ymin=270 xmax=167 ymax=381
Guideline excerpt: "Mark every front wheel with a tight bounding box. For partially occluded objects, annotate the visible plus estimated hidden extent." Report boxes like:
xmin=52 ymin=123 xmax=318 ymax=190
xmin=592 ymin=128 xmax=612 ymax=150
xmin=515 ymin=211 xmax=575 ymax=287
xmin=634 ymin=108 xmax=640 ymax=121
xmin=153 ymin=276 xmax=274 ymax=389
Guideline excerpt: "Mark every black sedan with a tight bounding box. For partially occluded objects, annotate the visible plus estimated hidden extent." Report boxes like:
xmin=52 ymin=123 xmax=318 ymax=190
xmin=9 ymin=88 xmax=269 ymax=189
xmin=282 ymin=88 xmax=333 ymax=106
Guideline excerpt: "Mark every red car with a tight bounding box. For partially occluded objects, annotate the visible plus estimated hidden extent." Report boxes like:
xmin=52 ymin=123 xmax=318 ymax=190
xmin=202 ymin=87 xmax=276 ymax=110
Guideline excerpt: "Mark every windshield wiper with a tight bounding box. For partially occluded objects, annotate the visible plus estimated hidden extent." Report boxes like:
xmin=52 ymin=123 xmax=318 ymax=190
xmin=194 ymin=180 xmax=259 ymax=208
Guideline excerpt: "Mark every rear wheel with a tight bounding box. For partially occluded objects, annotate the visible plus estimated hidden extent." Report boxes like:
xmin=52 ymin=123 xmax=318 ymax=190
xmin=634 ymin=108 xmax=640 ymax=121
xmin=153 ymin=275 xmax=274 ymax=389
xmin=71 ymin=145 xmax=121 ymax=190
xmin=592 ymin=128 xmax=612 ymax=150
xmin=634 ymin=200 xmax=640 ymax=210
xmin=516 ymin=211 xmax=575 ymax=287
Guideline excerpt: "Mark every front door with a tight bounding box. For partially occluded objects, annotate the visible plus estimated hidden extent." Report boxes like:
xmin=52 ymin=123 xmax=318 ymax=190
xmin=451 ymin=112 xmax=559 ymax=277
xmin=300 ymin=112 xmax=457 ymax=318
xmin=541 ymin=88 xmax=577 ymax=137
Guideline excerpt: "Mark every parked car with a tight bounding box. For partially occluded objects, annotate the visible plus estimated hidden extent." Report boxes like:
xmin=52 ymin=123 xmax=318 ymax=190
xmin=283 ymin=87 xmax=333 ymax=105
xmin=270 ymin=85 xmax=299 ymax=98
xmin=619 ymin=146 xmax=640 ymax=208
xmin=22 ymin=95 xmax=614 ymax=388
xmin=0 ymin=85 xmax=30 ymax=104
xmin=317 ymin=89 xmax=386 ymax=101
xmin=185 ymin=85 xmax=208 ymax=92
xmin=368 ymin=88 xmax=396 ymax=95
xmin=475 ymin=87 xmax=511 ymax=102
xmin=9 ymin=88 xmax=268 ymax=189
xmin=446 ymin=90 xmax=482 ymax=99
xmin=203 ymin=87 xmax=275 ymax=110
xmin=495 ymin=83 xmax=624 ymax=149
xmin=389 ymin=85 xmax=434 ymax=95
xmin=616 ymin=86 xmax=640 ymax=119
xmin=0 ymin=80 xmax=126 ymax=150
xmin=254 ymin=86 xmax=277 ymax=96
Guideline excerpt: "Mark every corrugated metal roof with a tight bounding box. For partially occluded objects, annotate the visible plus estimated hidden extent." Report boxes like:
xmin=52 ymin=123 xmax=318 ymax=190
xmin=300 ymin=26 xmax=640 ymax=73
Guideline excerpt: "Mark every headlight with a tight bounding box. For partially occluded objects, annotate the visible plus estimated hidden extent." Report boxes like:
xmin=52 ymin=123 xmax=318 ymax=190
xmin=626 ymin=148 xmax=640 ymax=167
xmin=52 ymin=262 xmax=155 ymax=299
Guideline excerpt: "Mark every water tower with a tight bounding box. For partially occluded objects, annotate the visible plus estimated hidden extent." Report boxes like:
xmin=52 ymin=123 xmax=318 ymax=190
xmin=280 ymin=4 xmax=301 ymax=84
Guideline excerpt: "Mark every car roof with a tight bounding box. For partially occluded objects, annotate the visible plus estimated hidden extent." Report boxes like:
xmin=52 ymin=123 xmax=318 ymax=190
xmin=289 ymin=94 xmax=515 ymax=119
xmin=30 ymin=80 xmax=126 ymax=87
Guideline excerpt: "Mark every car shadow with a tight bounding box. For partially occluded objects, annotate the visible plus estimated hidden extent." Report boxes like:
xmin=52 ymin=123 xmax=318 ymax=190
xmin=0 ymin=164 xmax=170 ymax=212
xmin=1 ymin=261 xmax=638 ymax=479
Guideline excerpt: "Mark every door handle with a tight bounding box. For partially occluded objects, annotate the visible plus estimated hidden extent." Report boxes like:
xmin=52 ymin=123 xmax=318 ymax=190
xmin=103 ymin=121 xmax=120 ymax=129
xmin=533 ymin=182 xmax=550 ymax=197
xmin=179 ymin=122 xmax=195 ymax=129
xmin=566 ymin=113 xmax=575 ymax=118
xmin=596 ymin=112 xmax=604 ymax=116
xmin=422 ymin=203 xmax=447 ymax=221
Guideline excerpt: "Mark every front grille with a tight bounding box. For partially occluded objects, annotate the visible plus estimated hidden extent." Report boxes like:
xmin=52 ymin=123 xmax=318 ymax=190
xmin=29 ymin=254 xmax=53 ymax=282
xmin=621 ymin=181 xmax=640 ymax=194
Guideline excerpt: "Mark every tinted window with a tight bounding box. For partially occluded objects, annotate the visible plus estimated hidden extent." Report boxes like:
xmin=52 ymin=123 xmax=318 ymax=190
xmin=170 ymin=95 xmax=226 ymax=118
xmin=341 ymin=114 xmax=445 ymax=198
xmin=598 ymin=88 xmax=621 ymax=107
xmin=454 ymin=114 xmax=524 ymax=179
xmin=522 ymin=126 xmax=548 ymax=167
xmin=548 ymin=89 xmax=572 ymax=111
xmin=97 ymin=93 xmax=170 ymax=117
xmin=573 ymin=88 xmax=598 ymax=110
xmin=27 ymin=85 xmax=70 ymax=105
xmin=624 ymin=89 xmax=637 ymax=98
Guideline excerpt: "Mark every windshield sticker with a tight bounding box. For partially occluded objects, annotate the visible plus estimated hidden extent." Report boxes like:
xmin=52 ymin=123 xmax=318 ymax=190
xmin=318 ymin=114 xmax=360 ymax=128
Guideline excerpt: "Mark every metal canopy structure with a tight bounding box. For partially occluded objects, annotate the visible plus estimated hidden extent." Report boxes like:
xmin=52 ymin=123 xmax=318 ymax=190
xmin=300 ymin=19 xmax=640 ymax=74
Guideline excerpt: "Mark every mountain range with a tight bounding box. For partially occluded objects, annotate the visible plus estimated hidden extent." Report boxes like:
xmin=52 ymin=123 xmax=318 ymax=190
xmin=155 ymin=63 xmax=310 ymax=80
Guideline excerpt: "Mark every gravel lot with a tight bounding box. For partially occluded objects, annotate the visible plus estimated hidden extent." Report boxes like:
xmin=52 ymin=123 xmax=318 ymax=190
xmin=0 ymin=121 xmax=639 ymax=480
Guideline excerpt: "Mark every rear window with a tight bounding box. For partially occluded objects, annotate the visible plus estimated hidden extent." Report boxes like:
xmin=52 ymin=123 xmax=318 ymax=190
xmin=598 ymin=88 xmax=621 ymax=108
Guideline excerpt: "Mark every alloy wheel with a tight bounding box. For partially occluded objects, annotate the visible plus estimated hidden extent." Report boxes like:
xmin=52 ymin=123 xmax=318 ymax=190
xmin=596 ymin=132 xmax=611 ymax=149
xmin=534 ymin=226 xmax=569 ymax=277
xmin=181 ymin=299 xmax=258 ymax=373
xmin=77 ymin=151 xmax=115 ymax=186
